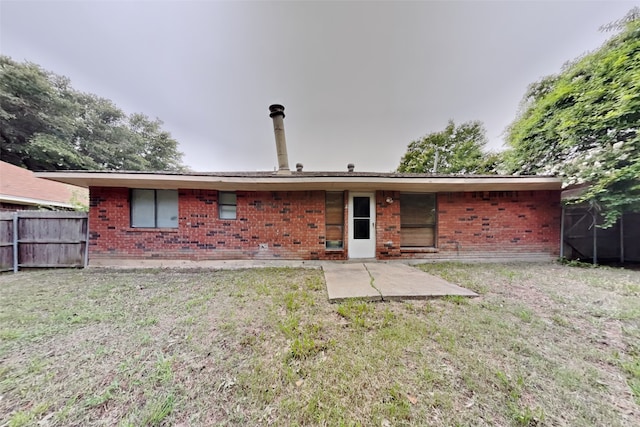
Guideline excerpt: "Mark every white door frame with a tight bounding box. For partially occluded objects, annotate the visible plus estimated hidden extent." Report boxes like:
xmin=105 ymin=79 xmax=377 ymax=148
xmin=348 ymin=192 xmax=376 ymax=259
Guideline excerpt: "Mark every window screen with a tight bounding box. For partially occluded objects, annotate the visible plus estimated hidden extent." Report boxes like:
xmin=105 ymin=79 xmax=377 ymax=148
xmin=131 ymin=189 xmax=178 ymax=228
xmin=353 ymin=219 xmax=370 ymax=239
xmin=353 ymin=197 xmax=370 ymax=218
xmin=400 ymin=193 xmax=436 ymax=247
xmin=325 ymin=192 xmax=344 ymax=249
xmin=352 ymin=196 xmax=371 ymax=240
xmin=219 ymin=192 xmax=237 ymax=219
xmin=156 ymin=190 xmax=179 ymax=228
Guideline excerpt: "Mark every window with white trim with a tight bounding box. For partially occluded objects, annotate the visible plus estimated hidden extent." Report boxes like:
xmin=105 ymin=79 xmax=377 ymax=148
xmin=131 ymin=189 xmax=178 ymax=228
xmin=219 ymin=191 xmax=237 ymax=219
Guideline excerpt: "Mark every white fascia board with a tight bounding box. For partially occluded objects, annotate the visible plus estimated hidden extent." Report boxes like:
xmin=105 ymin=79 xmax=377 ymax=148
xmin=0 ymin=194 xmax=75 ymax=208
xmin=34 ymin=172 xmax=563 ymax=192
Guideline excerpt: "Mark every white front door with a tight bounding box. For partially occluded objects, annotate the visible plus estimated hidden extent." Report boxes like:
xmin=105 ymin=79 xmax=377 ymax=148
xmin=348 ymin=192 xmax=376 ymax=259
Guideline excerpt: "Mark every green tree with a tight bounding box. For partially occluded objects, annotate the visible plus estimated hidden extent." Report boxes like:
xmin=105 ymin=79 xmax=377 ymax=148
xmin=70 ymin=92 xmax=129 ymax=170
xmin=504 ymin=8 xmax=640 ymax=226
xmin=0 ymin=55 xmax=185 ymax=171
xmin=128 ymin=113 xmax=185 ymax=171
xmin=0 ymin=57 xmax=82 ymax=170
xmin=398 ymin=120 xmax=498 ymax=174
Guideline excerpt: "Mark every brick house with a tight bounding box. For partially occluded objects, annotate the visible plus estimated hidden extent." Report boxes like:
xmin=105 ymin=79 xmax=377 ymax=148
xmin=0 ymin=160 xmax=88 ymax=211
xmin=36 ymin=105 xmax=562 ymax=263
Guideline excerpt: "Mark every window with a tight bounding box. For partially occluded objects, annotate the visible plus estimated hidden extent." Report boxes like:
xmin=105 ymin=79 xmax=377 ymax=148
xmin=352 ymin=196 xmax=371 ymax=239
xmin=219 ymin=192 xmax=237 ymax=219
xmin=131 ymin=189 xmax=178 ymax=228
xmin=400 ymin=193 xmax=436 ymax=247
xmin=325 ymin=192 xmax=344 ymax=249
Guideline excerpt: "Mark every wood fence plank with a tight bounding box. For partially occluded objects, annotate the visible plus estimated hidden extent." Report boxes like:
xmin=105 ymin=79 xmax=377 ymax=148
xmin=0 ymin=220 xmax=13 ymax=276
xmin=0 ymin=212 xmax=87 ymax=272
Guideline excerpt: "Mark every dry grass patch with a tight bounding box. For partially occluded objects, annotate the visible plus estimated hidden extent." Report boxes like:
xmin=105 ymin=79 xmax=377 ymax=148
xmin=0 ymin=263 xmax=639 ymax=426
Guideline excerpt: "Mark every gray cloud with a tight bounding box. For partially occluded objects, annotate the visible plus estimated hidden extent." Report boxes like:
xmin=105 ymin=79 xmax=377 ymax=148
xmin=1 ymin=0 xmax=635 ymax=172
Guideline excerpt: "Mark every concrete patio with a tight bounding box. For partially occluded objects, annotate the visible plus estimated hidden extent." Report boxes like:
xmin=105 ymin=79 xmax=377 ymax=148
xmin=323 ymin=262 xmax=478 ymax=302
xmin=89 ymin=258 xmax=478 ymax=302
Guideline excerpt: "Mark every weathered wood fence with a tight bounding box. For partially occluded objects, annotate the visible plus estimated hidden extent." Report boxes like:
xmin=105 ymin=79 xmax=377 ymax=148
xmin=0 ymin=211 xmax=88 ymax=273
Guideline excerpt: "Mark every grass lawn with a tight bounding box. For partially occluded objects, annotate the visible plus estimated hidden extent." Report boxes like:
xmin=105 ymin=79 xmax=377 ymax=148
xmin=1 ymin=263 xmax=639 ymax=426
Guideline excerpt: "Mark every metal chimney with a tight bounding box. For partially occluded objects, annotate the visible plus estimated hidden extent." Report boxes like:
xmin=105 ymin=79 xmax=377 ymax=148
xmin=268 ymin=104 xmax=291 ymax=174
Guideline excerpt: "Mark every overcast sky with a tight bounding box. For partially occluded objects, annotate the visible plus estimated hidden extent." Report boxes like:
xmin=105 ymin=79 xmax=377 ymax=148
xmin=1 ymin=0 xmax=636 ymax=172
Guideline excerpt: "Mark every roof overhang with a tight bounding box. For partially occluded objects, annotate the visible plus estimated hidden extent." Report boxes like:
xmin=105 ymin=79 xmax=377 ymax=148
xmin=35 ymin=171 xmax=563 ymax=192
xmin=0 ymin=194 xmax=75 ymax=209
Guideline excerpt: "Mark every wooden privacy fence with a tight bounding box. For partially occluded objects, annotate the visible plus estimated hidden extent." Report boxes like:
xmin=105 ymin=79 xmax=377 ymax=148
xmin=0 ymin=211 xmax=88 ymax=273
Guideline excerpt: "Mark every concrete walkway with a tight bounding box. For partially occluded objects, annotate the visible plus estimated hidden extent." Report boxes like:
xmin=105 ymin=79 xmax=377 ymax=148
xmin=89 ymin=258 xmax=477 ymax=302
xmin=323 ymin=262 xmax=477 ymax=302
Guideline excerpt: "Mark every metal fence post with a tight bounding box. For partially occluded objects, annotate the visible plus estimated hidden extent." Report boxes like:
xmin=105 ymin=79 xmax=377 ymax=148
xmin=83 ymin=215 xmax=90 ymax=268
xmin=12 ymin=212 xmax=18 ymax=273
xmin=560 ymin=205 xmax=565 ymax=259
xmin=620 ymin=214 xmax=624 ymax=264
xmin=592 ymin=214 xmax=597 ymax=266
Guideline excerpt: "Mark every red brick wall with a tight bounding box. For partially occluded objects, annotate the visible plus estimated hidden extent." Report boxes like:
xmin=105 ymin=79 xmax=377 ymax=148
xmin=375 ymin=190 xmax=561 ymax=260
xmin=89 ymin=187 xmax=347 ymax=261
xmin=437 ymin=190 xmax=561 ymax=257
xmin=376 ymin=191 xmax=401 ymax=258
xmin=90 ymin=187 xmax=560 ymax=262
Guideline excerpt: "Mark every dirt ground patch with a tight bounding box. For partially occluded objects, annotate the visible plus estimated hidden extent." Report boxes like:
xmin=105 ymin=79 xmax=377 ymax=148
xmin=1 ymin=263 xmax=639 ymax=426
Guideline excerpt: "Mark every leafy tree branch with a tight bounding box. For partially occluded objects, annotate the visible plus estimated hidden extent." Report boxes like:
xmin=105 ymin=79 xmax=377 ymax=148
xmin=0 ymin=56 xmax=185 ymax=172
xmin=504 ymin=8 xmax=640 ymax=226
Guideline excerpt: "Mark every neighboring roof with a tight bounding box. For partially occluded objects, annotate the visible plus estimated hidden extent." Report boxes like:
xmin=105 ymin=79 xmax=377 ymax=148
xmin=561 ymin=183 xmax=590 ymax=200
xmin=35 ymin=170 xmax=562 ymax=192
xmin=0 ymin=161 xmax=88 ymax=208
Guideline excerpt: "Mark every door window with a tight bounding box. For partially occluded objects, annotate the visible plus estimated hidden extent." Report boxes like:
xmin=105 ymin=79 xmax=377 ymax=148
xmin=353 ymin=196 xmax=370 ymax=239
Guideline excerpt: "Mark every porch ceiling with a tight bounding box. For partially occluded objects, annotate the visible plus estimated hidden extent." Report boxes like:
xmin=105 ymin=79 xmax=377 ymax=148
xmin=34 ymin=171 xmax=562 ymax=192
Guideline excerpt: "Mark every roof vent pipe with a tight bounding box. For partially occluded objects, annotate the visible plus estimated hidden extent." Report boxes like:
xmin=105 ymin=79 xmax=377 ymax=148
xmin=268 ymin=104 xmax=291 ymax=175
xmin=347 ymin=163 xmax=355 ymax=172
